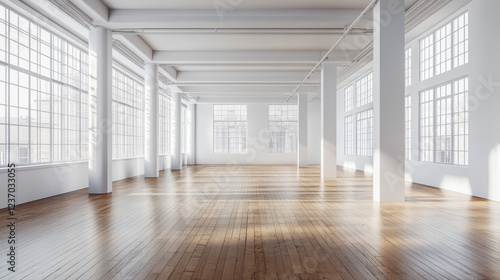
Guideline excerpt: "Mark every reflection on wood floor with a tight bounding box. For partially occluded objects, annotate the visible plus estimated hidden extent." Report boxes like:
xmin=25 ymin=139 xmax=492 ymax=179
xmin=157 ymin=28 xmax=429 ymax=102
xmin=1 ymin=165 xmax=499 ymax=279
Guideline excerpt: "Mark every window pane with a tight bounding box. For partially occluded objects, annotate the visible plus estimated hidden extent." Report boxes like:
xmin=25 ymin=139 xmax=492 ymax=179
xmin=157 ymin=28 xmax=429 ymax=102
xmin=269 ymin=105 xmax=298 ymax=154
xmin=112 ymin=68 xmax=144 ymax=159
xmin=344 ymin=115 xmax=354 ymax=155
xmin=419 ymin=77 xmax=468 ymax=166
xmin=0 ymin=5 xmax=89 ymax=166
xmin=356 ymin=109 xmax=373 ymax=157
xmin=213 ymin=105 xmax=247 ymax=154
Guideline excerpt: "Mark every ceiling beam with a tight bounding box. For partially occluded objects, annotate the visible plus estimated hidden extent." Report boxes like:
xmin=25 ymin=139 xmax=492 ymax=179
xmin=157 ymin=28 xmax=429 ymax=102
xmin=160 ymin=66 xmax=178 ymax=81
xmin=175 ymin=71 xmax=321 ymax=83
xmin=172 ymin=82 xmax=319 ymax=87
xmin=154 ymin=50 xmax=360 ymax=64
xmin=179 ymin=85 xmax=319 ymax=94
xmin=72 ymin=0 xmax=109 ymax=24
xmin=113 ymin=34 xmax=153 ymax=62
xmin=196 ymin=96 xmax=299 ymax=103
xmin=107 ymin=9 xmax=372 ymax=29
xmin=6 ymin=0 xmax=88 ymax=46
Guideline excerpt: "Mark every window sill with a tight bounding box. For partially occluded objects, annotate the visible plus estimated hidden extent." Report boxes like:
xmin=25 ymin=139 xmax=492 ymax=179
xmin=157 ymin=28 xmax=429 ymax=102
xmin=112 ymin=156 xmax=145 ymax=161
xmin=413 ymin=160 xmax=469 ymax=167
xmin=0 ymin=161 xmax=88 ymax=173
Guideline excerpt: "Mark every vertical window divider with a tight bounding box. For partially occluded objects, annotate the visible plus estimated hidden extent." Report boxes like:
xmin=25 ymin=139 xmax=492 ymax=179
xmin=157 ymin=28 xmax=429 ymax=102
xmin=432 ymin=88 xmax=436 ymax=163
xmin=450 ymin=81 xmax=455 ymax=164
xmin=6 ymin=10 xmax=9 ymax=164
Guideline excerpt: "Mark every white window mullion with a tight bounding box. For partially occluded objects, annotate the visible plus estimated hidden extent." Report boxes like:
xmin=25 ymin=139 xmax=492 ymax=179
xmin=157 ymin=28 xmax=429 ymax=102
xmin=213 ymin=105 xmax=247 ymax=154
xmin=269 ymin=105 xmax=298 ymax=154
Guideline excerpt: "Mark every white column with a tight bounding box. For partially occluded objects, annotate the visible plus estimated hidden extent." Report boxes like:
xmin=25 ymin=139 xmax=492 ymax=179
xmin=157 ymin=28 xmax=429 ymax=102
xmin=321 ymin=62 xmax=337 ymax=178
xmin=373 ymin=0 xmax=405 ymax=202
xmin=298 ymin=93 xmax=308 ymax=168
xmin=171 ymin=92 xmax=182 ymax=170
xmin=144 ymin=63 xmax=159 ymax=177
xmin=469 ymin=0 xmax=500 ymax=202
xmin=187 ymin=103 xmax=196 ymax=165
xmin=182 ymin=105 xmax=186 ymax=165
xmin=88 ymin=27 xmax=113 ymax=194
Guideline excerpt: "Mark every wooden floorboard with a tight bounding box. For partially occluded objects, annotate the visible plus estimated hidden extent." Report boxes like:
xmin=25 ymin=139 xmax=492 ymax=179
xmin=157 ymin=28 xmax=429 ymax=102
xmin=1 ymin=165 xmax=500 ymax=280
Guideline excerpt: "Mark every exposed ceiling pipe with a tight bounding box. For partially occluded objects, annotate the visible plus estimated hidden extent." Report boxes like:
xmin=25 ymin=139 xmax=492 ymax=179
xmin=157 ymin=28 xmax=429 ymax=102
xmin=46 ymin=0 xmax=94 ymax=28
xmin=112 ymin=27 xmax=373 ymax=35
xmin=336 ymin=0 xmax=456 ymax=85
xmin=286 ymin=0 xmax=379 ymax=102
xmin=112 ymin=39 xmax=145 ymax=69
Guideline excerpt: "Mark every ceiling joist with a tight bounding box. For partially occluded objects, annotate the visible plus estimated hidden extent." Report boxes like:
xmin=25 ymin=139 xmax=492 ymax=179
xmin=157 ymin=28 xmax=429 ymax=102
xmin=107 ymin=9 xmax=373 ymax=29
xmin=153 ymin=50 xmax=361 ymax=65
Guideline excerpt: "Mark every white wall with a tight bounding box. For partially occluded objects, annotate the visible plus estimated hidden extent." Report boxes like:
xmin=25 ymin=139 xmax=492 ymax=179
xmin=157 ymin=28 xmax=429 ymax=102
xmin=112 ymin=158 xmax=145 ymax=182
xmin=0 ymin=162 xmax=88 ymax=209
xmin=337 ymin=0 xmax=500 ymax=202
xmin=0 ymin=158 xmax=154 ymax=208
xmin=159 ymin=155 xmax=171 ymax=170
xmin=0 ymin=156 xmax=173 ymax=208
xmin=307 ymin=101 xmax=321 ymax=164
xmin=196 ymin=102 xmax=321 ymax=165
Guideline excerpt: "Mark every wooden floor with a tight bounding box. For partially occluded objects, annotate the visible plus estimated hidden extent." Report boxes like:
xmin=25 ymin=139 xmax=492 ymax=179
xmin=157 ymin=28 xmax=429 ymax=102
xmin=1 ymin=165 xmax=500 ymax=280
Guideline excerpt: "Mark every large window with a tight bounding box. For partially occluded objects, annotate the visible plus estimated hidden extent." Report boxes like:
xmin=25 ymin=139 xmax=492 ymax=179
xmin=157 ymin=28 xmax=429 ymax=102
xmin=213 ymin=105 xmax=247 ymax=154
xmin=453 ymin=13 xmax=469 ymax=68
xmin=0 ymin=5 xmax=88 ymax=166
xmin=435 ymin=22 xmax=452 ymax=76
xmin=159 ymin=90 xmax=170 ymax=155
xmin=420 ymin=34 xmax=434 ymax=81
xmin=420 ymin=12 xmax=469 ymax=81
xmin=405 ymin=48 xmax=412 ymax=87
xmin=342 ymin=72 xmax=374 ymax=158
xmin=419 ymin=77 xmax=468 ymax=165
xmin=344 ymin=115 xmax=354 ymax=155
xmin=269 ymin=105 xmax=298 ymax=153
xmin=112 ymin=68 xmax=144 ymax=159
xmin=405 ymin=96 xmax=412 ymax=160
xmin=420 ymin=89 xmax=434 ymax=162
xmin=356 ymin=109 xmax=373 ymax=157
xmin=344 ymin=85 xmax=354 ymax=112
xmin=186 ymin=105 xmax=192 ymax=154
xmin=181 ymin=106 xmax=185 ymax=153
xmin=356 ymin=73 xmax=373 ymax=107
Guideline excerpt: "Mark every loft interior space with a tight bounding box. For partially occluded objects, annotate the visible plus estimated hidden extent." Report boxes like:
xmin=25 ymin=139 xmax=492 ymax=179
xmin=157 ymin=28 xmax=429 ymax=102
xmin=0 ymin=0 xmax=500 ymax=279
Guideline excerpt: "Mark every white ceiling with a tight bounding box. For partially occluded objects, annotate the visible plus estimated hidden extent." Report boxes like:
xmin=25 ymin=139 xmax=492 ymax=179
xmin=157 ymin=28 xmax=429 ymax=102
xmin=64 ymin=0 xmax=447 ymax=102
xmin=140 ymin=34 xmax=367 ymax=51
xmin=101 ymin=0 xmax=412 ymax=10
xmin=174 ymin=65 xmax=319 ymax=72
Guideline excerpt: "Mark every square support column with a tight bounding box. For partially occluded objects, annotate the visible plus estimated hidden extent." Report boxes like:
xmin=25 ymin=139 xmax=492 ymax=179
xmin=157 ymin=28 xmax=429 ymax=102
xmin=171 ymin=92 xmax=182 ymax=170
xmin=321 ymin=61 xmax=337 ymax=178
xmin=298 ymin=93 xmax=308 ymax=168
xmin=373 ymin=0 xmax=405 ymax=202
xmin=88 ymin=27 xmax=113 ymax=194
xmin=187 ymin=103 xmax=196 ymax=165
xmin=144 ymin=63 xmax=159 ymax=177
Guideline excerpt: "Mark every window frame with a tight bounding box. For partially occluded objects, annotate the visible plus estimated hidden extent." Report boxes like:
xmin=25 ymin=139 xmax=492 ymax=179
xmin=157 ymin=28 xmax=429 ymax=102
xmin=213 ymin=104 xmax=248 ymax=154
xmin=405 ymin=95 xmax=412 ymax=160
xmin=111 ymin=67 xmax=145 ymax=160
xmin=158 ymin=88 xmax=171 ymax=156
xmin=356 ymin=109 xmax=373 ymax=157
xmin=405 ymin=48 xmax=412 ymax=87
xmin=418 ymin=76 xmax=468 ymax=166
xmin=268 ymin=104 xmax=298 ymax=154
xmin=419 ymin=12 xmax=469 ymax=81
xmin=344 ymin=85 xmax=354 ymax=112
xmin=344 ymin=115 xmax=354 ymax=155
xmin=356 ymin=73 xmax=373 ymax=108
xmin=0 ymin=4 xmax=89 ymax=167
